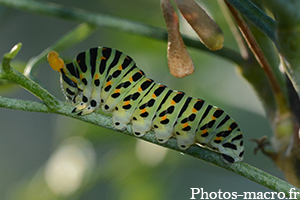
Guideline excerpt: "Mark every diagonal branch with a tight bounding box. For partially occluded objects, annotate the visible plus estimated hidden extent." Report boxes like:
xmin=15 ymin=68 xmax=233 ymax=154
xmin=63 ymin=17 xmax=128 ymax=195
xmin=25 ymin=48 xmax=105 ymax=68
xmin=0 ymin=0 xmax=246 ymax=67
xmin=0 ymin=44 xmax=299 ymax=195
xmin=225 ymin=0 xmax=276 ymax=43
xmin=0 ymin=44 xmax=60 ymax=109
xmin=224 ymin=1 xmax=289 ymax=115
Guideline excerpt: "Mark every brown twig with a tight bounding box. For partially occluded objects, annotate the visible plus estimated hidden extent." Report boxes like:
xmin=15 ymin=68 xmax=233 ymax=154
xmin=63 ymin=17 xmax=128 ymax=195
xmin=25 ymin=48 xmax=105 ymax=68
xmin=224 ymin=0 xmax=288 ymax=114
xmin=218 ymin=0 xmax=249 ymax=59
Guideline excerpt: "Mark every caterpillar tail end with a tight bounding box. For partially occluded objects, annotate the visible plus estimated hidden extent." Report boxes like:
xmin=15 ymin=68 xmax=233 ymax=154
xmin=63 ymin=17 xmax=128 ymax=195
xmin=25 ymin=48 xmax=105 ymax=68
xmin=47 ymin=51 xmax=65 ymax=72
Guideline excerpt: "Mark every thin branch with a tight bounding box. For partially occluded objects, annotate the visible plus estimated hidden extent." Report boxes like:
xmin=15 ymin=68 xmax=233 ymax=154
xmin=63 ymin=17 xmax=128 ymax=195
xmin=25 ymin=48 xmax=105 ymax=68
xmin=0 ymin=44 xmax=298 ymax=194
xmin=1 ymin=95 xmax=299 ymax=194
xmin=0 ymin=0 xmax=246 ymax=66
xmin=225 ymin=0 xmax=276 ymax=43
xmin=24 ymin=23 xmax=96 ymax=76
xmin=0 ymin=0 xmax=295 ymax=194
xmin=225 ymin=1 xmax=289 ymax=115
xmin=0 ymin=44 xmax=60 ymax=109
xmin=0 ymin=96 xmax=50 ymax=112
xmin=218 ymin=0 xmax=250 ymax=59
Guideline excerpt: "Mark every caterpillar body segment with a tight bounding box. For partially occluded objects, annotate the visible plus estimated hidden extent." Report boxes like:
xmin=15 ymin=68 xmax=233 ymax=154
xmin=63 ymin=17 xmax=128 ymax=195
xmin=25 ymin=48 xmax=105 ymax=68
xmin=112 ymin=77 xmax=155 ymax=131
xmin=48 ymin=47 xmax=244 ymax=163
xmin=152 ymin=91 xmax=189 ymax=144
xmin=131 ymin=84 xmax=170 ymax=138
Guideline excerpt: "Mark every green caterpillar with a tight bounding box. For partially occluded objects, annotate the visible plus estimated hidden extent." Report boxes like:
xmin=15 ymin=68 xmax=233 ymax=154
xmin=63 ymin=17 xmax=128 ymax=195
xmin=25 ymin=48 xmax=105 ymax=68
xmin=47 ymin=47 xmax=244 ymax=163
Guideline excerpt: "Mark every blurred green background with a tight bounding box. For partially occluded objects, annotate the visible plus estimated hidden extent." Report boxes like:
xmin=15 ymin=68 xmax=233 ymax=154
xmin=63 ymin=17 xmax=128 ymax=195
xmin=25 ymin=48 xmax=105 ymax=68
xmin=0 ymin=0 xmax=283 ymax=199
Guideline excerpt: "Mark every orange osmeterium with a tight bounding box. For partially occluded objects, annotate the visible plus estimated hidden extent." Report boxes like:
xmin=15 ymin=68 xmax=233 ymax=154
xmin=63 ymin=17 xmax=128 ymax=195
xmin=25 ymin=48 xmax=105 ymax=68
xmin=47 ymin=51 xmax=64 ymax=72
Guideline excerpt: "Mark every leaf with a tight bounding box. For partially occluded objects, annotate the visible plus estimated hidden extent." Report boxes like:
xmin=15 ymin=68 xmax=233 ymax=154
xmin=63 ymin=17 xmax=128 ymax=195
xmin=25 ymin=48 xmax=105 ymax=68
xmin=175 ymin=0 xmax=224 ymax=50
xmin=161 ymin=0 xmax=194 ymax=77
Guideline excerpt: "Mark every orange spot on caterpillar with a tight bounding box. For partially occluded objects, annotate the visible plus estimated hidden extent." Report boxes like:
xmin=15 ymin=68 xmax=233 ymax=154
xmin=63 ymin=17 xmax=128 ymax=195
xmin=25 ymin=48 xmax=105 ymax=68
xmin=141 ymin=108 xmax=147 ymax=114
xmin=171 ymin=100 xmax=176 ymax=105
xmin=183 ymin=122 xmax=189 ymax=128
xmin=101 ymin=56 xmax=106 ymax=60
xmin=80 ymin=74 xmax=83 ymax=80
xmin=201 ymin=129 xmax=208 ymax=134
xmin=215 ymin=137 xmax=222 ymax=141
xmin=119 ymin=65 xmax=123 ymax=70
xmin=161 ymin=115 xmax=167 ymax=121
xmin=126 ymin=56 xmax=130 ymax=60
xmin=152 ymin=94 xmax=157 ymax=98
xmin=138 ymin=87 xmax=142 ymax=92
xmin=71 ymin=78 xmax=77 ymax=83
xmin=124 ymin=101 xmax=130 ymax=106
xmin=192 ymin=108 xmax=197 ymax=113
xmin=115 ymin=89 xmax=120 ymax=94
xmin=129 ymin=77 xmax=133 ymax=82
xmin=212 ymin=116 xmax=216 ymax=120
xmin=106 ymin=81 xmax=112 ymax=87
xmin=94 ymin=74 xmax=99 ymax=79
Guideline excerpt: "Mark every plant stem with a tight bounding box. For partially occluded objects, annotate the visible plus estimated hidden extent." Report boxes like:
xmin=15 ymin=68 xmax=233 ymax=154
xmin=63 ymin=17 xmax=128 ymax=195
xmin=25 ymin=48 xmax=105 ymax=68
xmin=0 ymin=0 xmax=246 ymax=66
xmin=0 ymin=43 xmax=297 ymax=193
xmin=24 ymin=23 xmax=96 ymax=76
xmin=1 ymin=95 xmax=299 ymax=194
xmin=0 ymin=96 xmax=50 ymax=112
xmin=0 ymin=0 xmax=295 ymax=193
xmin=225 ymin=1 xmax=289 ymax=115
xmin=225 ymin=0 xmax=276 ymax=43
xmin=1 ymin=44 xmax=60 ymax=109
xmin=218 ymin=0 xmax=250 ymax=59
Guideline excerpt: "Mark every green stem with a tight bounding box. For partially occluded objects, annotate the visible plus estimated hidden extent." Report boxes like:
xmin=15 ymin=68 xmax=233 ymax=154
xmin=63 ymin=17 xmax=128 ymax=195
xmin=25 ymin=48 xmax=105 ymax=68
xmin=1 ymin=44 xmax=59 ymax=109
xmin=0 ymin=0 xmax=294 ymax=194
xmin=225 ymin=0 xmax=276 ymax=43
xmin=0 ymin=43 xmax=296 ymax=193
xmin=24 ymin=23 xmax=96 ymax=76
xmin=0 ymin=0 xmax=246 ymax=66
xmin=0 ymin=95 xmax=299 ymax=194
xmin=0 ymin=96 xmax=50 ymax=112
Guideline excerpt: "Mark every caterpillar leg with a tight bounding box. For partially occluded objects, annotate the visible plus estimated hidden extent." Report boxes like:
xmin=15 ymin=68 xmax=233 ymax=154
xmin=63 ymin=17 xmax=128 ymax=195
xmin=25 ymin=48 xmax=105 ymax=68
xmin=112 ymin=78 xmax=156 ymax=131
xmin=112 ymin=113 xmax=129 ymax=130
xmin=131 ymin=84 xmax=170 ymax=137
xmin=173 ymin=98 xmax=207 ymax=150
xmin=152 ymin=91 xmax=188 ymax=144
xmin=218 ymin=130 xmax=244 ymax=163
xmin=72 ymin=72 xmax=102 ymax=115
xmin=75 ymin=91 xmax=101 ymax=115
xmin=195 ymin=112 xmax=244 ymax=163
xmin=72 ymin=89 xmax=93 ymax=115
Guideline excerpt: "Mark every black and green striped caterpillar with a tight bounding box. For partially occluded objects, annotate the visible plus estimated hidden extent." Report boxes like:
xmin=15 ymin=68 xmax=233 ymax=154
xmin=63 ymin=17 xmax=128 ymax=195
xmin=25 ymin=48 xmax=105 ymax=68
xmin=47 ymin=47 xmax=244 ymax=163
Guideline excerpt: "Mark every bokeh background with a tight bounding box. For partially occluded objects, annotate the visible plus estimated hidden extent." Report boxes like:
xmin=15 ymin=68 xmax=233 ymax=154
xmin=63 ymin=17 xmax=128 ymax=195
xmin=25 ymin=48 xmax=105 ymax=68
xmin=0 ymin=0 xmax=283 ymax=199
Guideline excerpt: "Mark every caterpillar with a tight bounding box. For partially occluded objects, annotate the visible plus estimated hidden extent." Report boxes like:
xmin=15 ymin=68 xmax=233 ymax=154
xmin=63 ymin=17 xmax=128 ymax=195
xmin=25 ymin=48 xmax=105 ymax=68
xmin=47 ymin=47 xmax=244 ymax=163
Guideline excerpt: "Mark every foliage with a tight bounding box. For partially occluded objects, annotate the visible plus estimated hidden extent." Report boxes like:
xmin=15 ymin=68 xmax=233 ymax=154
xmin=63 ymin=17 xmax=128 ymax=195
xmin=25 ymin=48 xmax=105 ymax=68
xmin=0 ymin=0 xmax=300 ymax=199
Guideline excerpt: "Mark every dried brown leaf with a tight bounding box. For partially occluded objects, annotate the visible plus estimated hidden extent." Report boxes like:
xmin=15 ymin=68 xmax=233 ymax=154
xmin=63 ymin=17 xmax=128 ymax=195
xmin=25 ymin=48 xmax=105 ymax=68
xmin=175 ymin=0 xmax=224 ymax=50
xmin=161 ymin=0 xmax=194 ymax=77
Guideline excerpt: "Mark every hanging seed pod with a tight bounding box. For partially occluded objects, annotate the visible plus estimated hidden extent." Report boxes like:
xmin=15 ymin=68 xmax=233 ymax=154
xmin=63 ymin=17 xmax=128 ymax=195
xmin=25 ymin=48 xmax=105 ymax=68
xmin=175 ymin=0 xmax=224 ymax=50
xmin=161 ymin=0 xmax=194 ymax=77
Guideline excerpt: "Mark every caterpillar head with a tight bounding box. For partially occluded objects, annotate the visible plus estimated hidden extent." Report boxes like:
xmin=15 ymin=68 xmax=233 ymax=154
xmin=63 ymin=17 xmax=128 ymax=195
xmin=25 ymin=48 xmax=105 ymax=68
xmin=47 ymin=51 xmax=81 ymax=103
